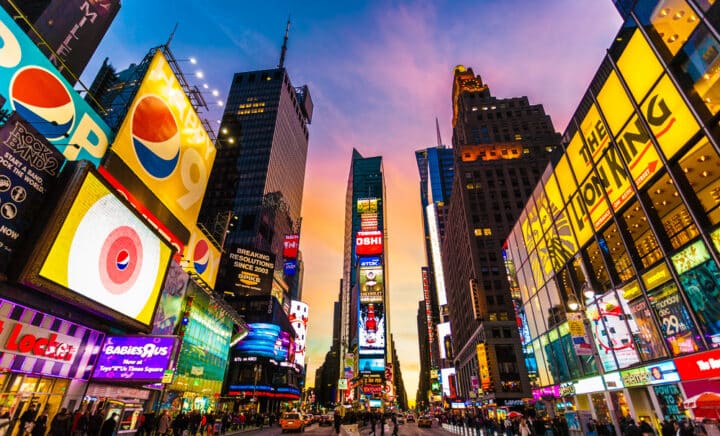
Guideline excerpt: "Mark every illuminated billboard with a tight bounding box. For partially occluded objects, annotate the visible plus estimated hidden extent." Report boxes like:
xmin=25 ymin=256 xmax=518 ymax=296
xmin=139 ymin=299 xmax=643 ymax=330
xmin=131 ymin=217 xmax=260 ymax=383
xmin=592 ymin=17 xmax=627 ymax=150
xmin=356 ymin=230 xmax=383 ymax=256
xmin=359 ymin=265 xmax=384 ymax=303
xmin=227 ymin=245 xmax=275 ymax=295
xmin=357 ymin=198 xmax=378 ymax=214
xmin=92 ymin=335 xmax=177 ymax=383
xmin=236 ymin=323 xmax=293 ymax=362
xmin=107 ymin=51 xmax=216 ymax=235
xmin=360 ymin=213 xmax=378 ymax=230
xmin=0 ymin=8 xmax=112 ymax=165
xmin=359 ymin=302 xmax=385 ymax=353
xmin=0 ymin=114 xmax=64 ymax=275
xmin=151 ymin=260 xmax=189 ymax=335
xmin=437 ymin=322 xmax=452 ymax=359
xmin=441 ymin=367 xmax=456 ymax=397
xmin=426 ymin=203 xmax=447 ymax=305
xmin=289 ymin=300 xmax=308 ymax=368
xmin=20 ymin=165 xmax=173 ymax=330
xmin=586 ymin=291 xmax=641 ymax=372
xmin=283 ymin=234 xmax=300 ymax=259
xmin=182 ymin=226 xmax=220 ymax=289
xmin=359 ymin=358 xmax=385 ymax=374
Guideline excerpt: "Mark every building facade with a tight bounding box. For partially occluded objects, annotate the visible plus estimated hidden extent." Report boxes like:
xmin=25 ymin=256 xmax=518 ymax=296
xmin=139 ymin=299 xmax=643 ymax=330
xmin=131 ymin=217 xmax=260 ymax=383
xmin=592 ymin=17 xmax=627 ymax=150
xmin=505 ymin=0 xmax=720 ymax=431
xmin=442 ymin=65 xmax=562 ymax=405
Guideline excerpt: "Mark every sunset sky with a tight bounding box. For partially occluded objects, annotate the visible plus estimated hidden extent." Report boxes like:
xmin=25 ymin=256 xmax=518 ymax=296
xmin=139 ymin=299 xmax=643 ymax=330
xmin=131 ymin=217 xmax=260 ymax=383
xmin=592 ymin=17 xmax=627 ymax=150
xmin=80 ymin=0 xmax=624 ymax=402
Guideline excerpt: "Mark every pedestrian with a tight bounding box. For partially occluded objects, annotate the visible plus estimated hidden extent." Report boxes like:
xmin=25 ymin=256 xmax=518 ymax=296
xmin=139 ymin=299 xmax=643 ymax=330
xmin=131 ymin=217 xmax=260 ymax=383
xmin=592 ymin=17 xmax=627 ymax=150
xmin=87 ymin=410 xmax=103 ymax=436
xmin=51 ymin=408 xmax=72 ymax=436
xmin=587 ymin=418 xmax=598 ymax=436
xmin=32 ymin=409 xmax=48 ymax=436
xmin=157 ymin=411 xmax=171 ymax=436
xmin=391 ymin=413 xmax=398 ymax=436
xmin=21 ymin=405 xmax=38 ymax=436
xmin=661 ymin=420 xmax=675 ymax=436
xmin=519 ymin=418 xmax=531 ymax=436
xmin=99 ymin=414 xmax=117 ymax=436
xmin=638 ymin=418 xmax=654 ymax=436
xmin=369 ymin=413 xmax=376 ymax=435
xmin=333 ymin=410 xmax=341 ymax=435
xmin=624 ymin=418 xmax=642 ymax=436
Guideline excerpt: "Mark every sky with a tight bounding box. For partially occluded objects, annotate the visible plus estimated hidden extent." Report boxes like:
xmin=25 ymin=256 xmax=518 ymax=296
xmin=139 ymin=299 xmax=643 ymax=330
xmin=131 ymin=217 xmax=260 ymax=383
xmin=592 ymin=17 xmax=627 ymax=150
xmin=80 ymin=0 xmax=623 ymax=404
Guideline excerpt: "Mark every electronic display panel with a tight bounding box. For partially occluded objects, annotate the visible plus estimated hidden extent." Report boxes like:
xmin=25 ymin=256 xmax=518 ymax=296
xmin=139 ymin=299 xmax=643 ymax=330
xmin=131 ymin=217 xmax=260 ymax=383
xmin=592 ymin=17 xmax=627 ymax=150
xmin=182 ymin=226 xmax=220 ymax=289
xmin=91 ymin=335 xmax=177 ymax=383
xmin=359 ymin=265 xmax=384 ymax=303
xmin=359 ymin=302 xmax=385 ymax=353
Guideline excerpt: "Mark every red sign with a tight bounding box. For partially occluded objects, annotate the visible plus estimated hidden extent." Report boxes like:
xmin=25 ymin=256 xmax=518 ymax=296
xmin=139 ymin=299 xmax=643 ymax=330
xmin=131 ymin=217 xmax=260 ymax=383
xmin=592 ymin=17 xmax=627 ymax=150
xmin=362 ymin=384 xmax=384 ymax=394
xmin=675 ymin=349 xmax=720 ymax=381
xmin=283 ymin=235 xmax=300 ymax=259
xmin=356 ymin=231 xmax=383 ymax=255
xmin=0 ymin=320 xmax=78 ymax=361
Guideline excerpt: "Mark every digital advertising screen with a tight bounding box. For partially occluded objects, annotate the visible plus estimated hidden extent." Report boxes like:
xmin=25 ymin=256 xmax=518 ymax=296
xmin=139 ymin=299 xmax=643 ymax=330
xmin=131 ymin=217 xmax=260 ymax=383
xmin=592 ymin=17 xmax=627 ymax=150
xmin=355 ymin=231 xmax=383 ymax=256
xmin=359 ymin=358 xmax=385 ymax=374
xmin=283 ymin=234 xmax=299 ymax=259
xmin=236 ymin=323 xmax=293 ymax=362
xmin=91 ymin=335 xmax=177 ymax=383
xmin=107 ymin=51 xmax=216 ymax=234
xmin=289 ymin=301 xmax=308 ymax=367
xmin=0 ymin=113 xmax=64 ymax=275
xmin=359 ymin=265 xmax=384 ymax=303
xmin=0 ymin=7 xmax=112 ymax=165
xmin=151 ymin=260 xmax=189 ymax=336
xmin=21 ymin=166 xmax=173 ymax=329
xmin=181 ymin=226 xmax=220 ymax=289
xmin=227 ymin=245 xmax=275 ymax=295
xmin=359 ymin=302 xmax=385 ymax=353
xmin=284 ymin=259 xmax=297 ymax=276
xmin=357 ymin=198 xmax=378 ymax=214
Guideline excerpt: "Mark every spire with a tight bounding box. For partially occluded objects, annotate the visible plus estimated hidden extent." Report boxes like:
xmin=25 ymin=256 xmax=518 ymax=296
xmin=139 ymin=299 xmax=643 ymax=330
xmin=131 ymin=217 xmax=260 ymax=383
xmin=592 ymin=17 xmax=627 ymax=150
xmin=278 ymin=16 xmax=291 ymax=69
xmin=435 ymin=117 xmax=443 ymax=146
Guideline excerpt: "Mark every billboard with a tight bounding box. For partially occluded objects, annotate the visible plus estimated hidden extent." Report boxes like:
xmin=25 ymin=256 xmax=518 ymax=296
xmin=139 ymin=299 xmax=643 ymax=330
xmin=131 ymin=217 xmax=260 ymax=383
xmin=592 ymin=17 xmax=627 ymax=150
xmin=356 ymin=230 xmax=383 ymax=256
xmin=284 ymin=259 xmax=297 ymax=276
xmin=289 ymin=300 xmax=308 ymax=368
xmin=359 ymin=265 xmax=384 ymax=303
xmin=360 ymin=213 xmax=378 ymax=231
xmin=182 ymin=226 xmax=220 ymax=289
xmin=0 ymin=7 xmax=112 ymax=165
xmin=441 ymin=367 xmax=456 ymax=397
xmin=357 ymin=198 xmax=378 ymax=214
xmin=21 ymin=166 xmax=173 ymax=329
xmin=0 ymin=113 xmax=64 ymax=274
xmin=31 ymin=0 xmax=121 ymax=82
xmin=236 ymin=323 xmax=292 ymax=362
xmin=151 ymin=260 xmax=189 ymax=335
xmin=437 ymin=322 xmax=452 ymax=359
xmin=359 ymin=358 xmax=385 ymax=374
xmin=107 ymin=50 xmax=216 ymax=236
xmin=91 ymin=335 xmax=177 ymax=383
xmin=359 ymin=302 xmax=385 ymax=353
xmin=283 ymin=234 xmax=299 ymax=259
xmin=227 ymin=245 xmax=275 ymax=295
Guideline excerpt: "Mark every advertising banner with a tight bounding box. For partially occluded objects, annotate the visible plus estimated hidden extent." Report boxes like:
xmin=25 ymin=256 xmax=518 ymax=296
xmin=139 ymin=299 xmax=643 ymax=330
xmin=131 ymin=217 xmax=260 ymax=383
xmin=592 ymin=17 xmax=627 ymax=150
xmin=0 ymin=8 xmax=112 ymax=165
xmin=235 ymin=323 xmax=290 ymax=362
xmin=359 ymin=358 xmax=385 ymax=374
xmin=359 ymin=302 xmax=385 ymax=352
xmin=182 ymin=226 xmax=220 ymax=289
xmin=0 ymin=113 xmax=64 ymax=274
xmin=91 ymin=335 xmax=177 ymax=382
xmin=227 ymin=245 xmax=275 ymax=295
xmin=283 ymin=234 xmax=299 ymax=259
xmin=359 ymin=265 xmax=384 ymax=303
xmin=289 ymin=301 xmax=308 ymax=367
xmin=107 ymin=51 xmax=216 ymax=235
xmin=24 ymin=167 xmax=172 ymax=329
xmin=678 ymin=259 xmax=720 ymax=345
xmin=344 ymin=353 xmax=354 ymax=379
xmin=360 ymin=213 xmax=378 ymax=231
xmin=357 ymin=198 xmax=378 ymax=214
xmin=476 ymin=343 xmax=491 ymax=390
xmin=567 ymin=312 xmax=593 ymax=356
xmin=151 ymin=260 xmax=189 ymax=335
xmin=355 ymin=230 xmax=383 ymax=256
xmin=648 ymin=282 xmax=704 ymax=356
xmin=675 ymin=348 xmax=720 ymax=381
xmin=31 ymin=0 xmax=121 ymax=82
xmin=585 ymin=291 xmax=641 ymax=371
xmin=283 ymin=259 xmax=297 ymax=276
xmin=620 ymin=361 xmax=679 ymax=387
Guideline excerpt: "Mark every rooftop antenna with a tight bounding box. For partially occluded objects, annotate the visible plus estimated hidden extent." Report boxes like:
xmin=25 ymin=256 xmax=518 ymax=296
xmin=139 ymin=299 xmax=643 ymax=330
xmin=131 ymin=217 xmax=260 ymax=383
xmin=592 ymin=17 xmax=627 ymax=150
xmin=435 ymin=117 xmax=443 ymax=146
xmin=166 ymin=22 xmax=179 ymax=48
xmin=278 ymin=16 xmax=291 ymax=69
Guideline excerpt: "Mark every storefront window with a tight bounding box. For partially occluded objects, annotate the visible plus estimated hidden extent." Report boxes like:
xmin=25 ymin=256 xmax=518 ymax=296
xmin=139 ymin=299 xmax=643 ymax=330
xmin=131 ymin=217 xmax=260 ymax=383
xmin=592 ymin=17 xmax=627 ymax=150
xmin=648 ymin=281 xmax=705 ymax=354
xmin=591 ymin=392 xmax=613 ymax=425
xmin=601 ymin=223 xmax=635 ymax=282
xmin=677 ymin=258 xmax=720 ymax=347
xmin=635 ymin=0 xmax=701 ymax=57
xmin=586 ymin=241 xmax=612 ymax=293
xmin=653 ymin=384 xmax=687 ymax=421
xmin=627 ymin=295 xmax=669 ymax=360
xmin=647 ymin=173 xmax=699 ymax=249
xmin=18 ymin=378 xmax=38 ymax=394
xmin=624 ymin=200 xmax=663 ymax=268
xmin=677 ymin=138 xmax=720 ymax=225
xmin=676 ymin=23 xmax=720 ymax=115
xmin=533 ymin=339 xmax=553 ymax=387
xmin=559 ymin=323 xmax=582 ymax=380
xmin=545 ymin=329 xmax=571 ymax=383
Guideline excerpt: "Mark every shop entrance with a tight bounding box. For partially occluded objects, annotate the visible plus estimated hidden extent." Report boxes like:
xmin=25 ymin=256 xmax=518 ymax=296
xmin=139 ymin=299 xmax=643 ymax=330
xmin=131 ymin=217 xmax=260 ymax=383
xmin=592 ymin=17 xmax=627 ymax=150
xmin=0 ymin=373 xmax=68 ymax=436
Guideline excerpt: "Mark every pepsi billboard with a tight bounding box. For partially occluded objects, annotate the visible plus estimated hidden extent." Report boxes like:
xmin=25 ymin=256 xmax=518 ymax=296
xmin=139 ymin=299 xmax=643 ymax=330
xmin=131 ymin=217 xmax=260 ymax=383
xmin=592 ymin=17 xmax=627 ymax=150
xmin=181 ymin=226 xmax=220 ymax=289
xmin=0 ymin=8 xmax=113 ymax=165
xmin=0 ymin=113 xmax=64 ymax=275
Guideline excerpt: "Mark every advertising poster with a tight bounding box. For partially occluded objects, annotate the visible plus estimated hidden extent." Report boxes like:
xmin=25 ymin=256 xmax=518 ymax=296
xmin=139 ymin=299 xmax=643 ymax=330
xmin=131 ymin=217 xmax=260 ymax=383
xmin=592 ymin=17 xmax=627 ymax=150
xmin=283 ymin=259 xmax=297 ymax=276
xmin=289 ymin=301 xmax=308 ymax=367
xmin=357 ymin=198 xmax=378 ymax=214
xmin=31 ymin=0 xmax=121 ymax=82
xmin=0 ymin=8 xmax=112 ymax=165
xmin=0 ymin=113 xmax=63 ymax=275
xmin=227 ymin=244 xmax=275 ymax=295
xmin=648 ymin=282 xmax=704 ymax=355
xmin=355 ymin=230 xmax=383 ymax=256
xmin=91 ymin=335 xmax=177 ymax=383
xmin=359 ymin=302 xmax=385 ymax=352
xmin=359 ymin=358 xmax=385 ymax=374
xmin=151 ymin=260 xmax=189 ymax=335
xmin=359 ymin=265 xmax=384 ymax=303
xmin=627 ymin=297 xmax=667 ymax=360
xmin=344 ymin=353 xmax=354 ymax=379
xmin=33 ymin=169 xmax=172 ymax=328
xmin=235 ymin=323 xmax=290 ymax=362
xmin=678 ymin=259 xmax=720 ymax=346
xmin=182 ymin=226 xmax=220 ymax=289
xmin=567 ymin=312 xmax=593 ymax=356
xmin=585 ymin=291 xmax=640 ymax=372
xmin=107 ymin=51 xmax=216 ymax=235
xmin=283 ymin=234 xmax=299 ymax=259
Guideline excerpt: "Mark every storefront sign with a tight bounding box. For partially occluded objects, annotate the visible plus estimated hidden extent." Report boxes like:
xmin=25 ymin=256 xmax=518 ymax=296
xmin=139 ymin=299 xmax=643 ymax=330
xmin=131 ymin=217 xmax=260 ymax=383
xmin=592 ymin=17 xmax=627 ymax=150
xmin=603 ymin=372 xmax=624 ymax=390
xmin=575 ymin=376 xmax=605 ymax=394
xmin=92 ymin=335 xmax=177 ymax=382
xmin=675 ymin=348 xmax=720 ymax=381
xmin=560 ymin=382 xmax=576 ymax=397
xmin=620 ymin=361 xmax=679 ymax=387
xmin=0 ymin=319 xmax=81 ymax=362
xmin=533 ymin=385 xmax=561 ymax=400
xmin=338 ymin=378 xmax=348 ymax=390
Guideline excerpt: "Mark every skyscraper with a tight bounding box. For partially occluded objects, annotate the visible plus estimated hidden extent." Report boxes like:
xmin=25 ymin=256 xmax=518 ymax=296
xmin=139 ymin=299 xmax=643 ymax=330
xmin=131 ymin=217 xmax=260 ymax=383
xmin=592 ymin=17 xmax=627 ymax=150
xmin=442 ymin=65 xmax=561 ymax=403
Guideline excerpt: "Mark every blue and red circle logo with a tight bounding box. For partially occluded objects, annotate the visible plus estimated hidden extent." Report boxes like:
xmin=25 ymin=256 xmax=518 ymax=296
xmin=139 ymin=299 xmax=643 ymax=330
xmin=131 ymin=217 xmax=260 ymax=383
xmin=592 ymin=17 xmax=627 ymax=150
xmin=193 ymin=239 xmax=209 ymax=274
xmin=10 ymin=67 xmax=74 ymax=140
xmin=99 ymin=226 xmax=143 ymax=295
xmin=131 ymin=95 xmax=180 ymax=179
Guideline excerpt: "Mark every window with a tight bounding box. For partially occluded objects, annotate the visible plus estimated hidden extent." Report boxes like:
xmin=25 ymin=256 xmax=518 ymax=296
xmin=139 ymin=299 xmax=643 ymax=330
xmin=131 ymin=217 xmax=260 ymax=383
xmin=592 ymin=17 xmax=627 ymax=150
xmin=624 ymin=199 xmax=663 ymax=268
xmin=647 ymin=173 xmax=699 ymax=249
xmin=677 ymin=138 xmax=720 ymax=225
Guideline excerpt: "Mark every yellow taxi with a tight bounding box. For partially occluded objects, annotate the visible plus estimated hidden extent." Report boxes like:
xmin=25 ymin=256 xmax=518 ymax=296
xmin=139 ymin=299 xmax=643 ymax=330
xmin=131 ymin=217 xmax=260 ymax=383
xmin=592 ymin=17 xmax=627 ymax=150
xmin=280 ymin=412 xmax=304 ymax=433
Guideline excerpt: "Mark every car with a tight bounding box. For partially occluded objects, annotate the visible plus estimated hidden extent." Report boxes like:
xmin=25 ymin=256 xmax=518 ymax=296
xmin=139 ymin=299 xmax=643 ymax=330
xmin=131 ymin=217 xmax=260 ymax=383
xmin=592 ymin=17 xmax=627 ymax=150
xmin=406 ymin=414 xmax=415 ymax=423
xmin=280 ymin=412 xmax=304 ymax=433
xmin=417 ymin=415 xmax=433 ymax=428
xmin=319 ymin=415 xmax=333 ymax=426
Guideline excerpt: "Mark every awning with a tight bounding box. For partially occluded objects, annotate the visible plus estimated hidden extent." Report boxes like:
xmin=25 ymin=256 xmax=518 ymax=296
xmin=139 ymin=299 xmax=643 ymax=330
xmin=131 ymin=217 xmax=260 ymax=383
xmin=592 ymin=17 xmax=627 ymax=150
xmin=684 ymin=392 xmax=720 ymax=419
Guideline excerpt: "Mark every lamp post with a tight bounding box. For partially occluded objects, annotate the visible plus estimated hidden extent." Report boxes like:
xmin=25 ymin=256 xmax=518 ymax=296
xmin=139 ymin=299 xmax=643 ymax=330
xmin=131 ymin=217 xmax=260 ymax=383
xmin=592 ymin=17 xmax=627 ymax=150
xmin=253 ymin=364 xmax=261 ymax=414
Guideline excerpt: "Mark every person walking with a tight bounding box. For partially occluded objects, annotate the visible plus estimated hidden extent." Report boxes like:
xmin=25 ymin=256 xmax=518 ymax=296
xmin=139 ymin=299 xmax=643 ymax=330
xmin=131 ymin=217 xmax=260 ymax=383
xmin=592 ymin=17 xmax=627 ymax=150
xmin=391 ymin=414 xmax=398 ymax=436
xmin=99 ymin=414 xmax=116 ymax=436
xmin=333 ymin=410 xmax=341 ymax=435
xmin=157 ymin=411 xmax=171 ymax=436
xmin=369 ymin=413 xmax=376 ymax=435
xmin=31 ymin=409 xmax=48 ymax=436
xmin=50 ymin=408 xmax=72 ymax=436
xmin=519 ymin=418 xmax=531 ymax=436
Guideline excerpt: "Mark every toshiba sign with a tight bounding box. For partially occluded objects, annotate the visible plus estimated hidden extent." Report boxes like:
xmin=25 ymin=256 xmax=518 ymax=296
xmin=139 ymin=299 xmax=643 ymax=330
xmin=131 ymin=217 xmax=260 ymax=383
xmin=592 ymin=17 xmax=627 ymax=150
xmin=356 ymin=231 xmax=383 ymax=255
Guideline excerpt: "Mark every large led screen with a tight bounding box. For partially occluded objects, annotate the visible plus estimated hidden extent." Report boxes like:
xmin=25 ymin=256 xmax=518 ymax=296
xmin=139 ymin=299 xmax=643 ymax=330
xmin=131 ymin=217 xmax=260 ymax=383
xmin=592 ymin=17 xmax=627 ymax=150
xmin=92 ymin=335 xmax=177 ymax=383
xmin=227 ymin=245 xmax=276 ymax=295
xmin=359 ymin=265 xmax=384 ymax=303
xmin=236 ymin=323 xmax=293 ymax=362
xmin=28 ymin=167 xmax=172 ymax=328
xmin=356 ymin=231 xmax=383 ymax=256
xmin=108 ymin=51 xmax=216 ymax=232
xmin=289 ymin=301 xmax=308 ymax=368
xmin=0 ymin=8 xmax=112 ymax=165
xmin=283 ymin=234 xmax=299 ymax=259
xmin=182 ymin=226 xmax=220 ymax=289
xmin=359 ymin=302 xmax=385 ymax=353
xmin=359 ymin=358 xmax=385 ymax=374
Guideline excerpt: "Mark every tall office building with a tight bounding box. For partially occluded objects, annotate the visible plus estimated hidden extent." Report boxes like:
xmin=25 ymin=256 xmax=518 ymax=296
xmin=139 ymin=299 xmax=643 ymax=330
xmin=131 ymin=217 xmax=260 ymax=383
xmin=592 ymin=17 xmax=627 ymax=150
xmin=505 ymin=1 xmax=720 ymax=431
xmin=442 ymin=65 xmax=561 ymax=404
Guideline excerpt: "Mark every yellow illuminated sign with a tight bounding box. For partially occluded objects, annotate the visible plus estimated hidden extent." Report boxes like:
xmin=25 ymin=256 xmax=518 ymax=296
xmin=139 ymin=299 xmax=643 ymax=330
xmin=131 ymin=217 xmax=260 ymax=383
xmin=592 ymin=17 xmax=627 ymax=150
xmin=622 ymin=280 xmax=642 ymax=302
xmin=182 ymin=226 xmax=221 ymax=289
xmin=580 ymin=104 xmax=610 ymax=167
xmin=597 ymin=70 xmax=634 ymax=136
xmin=567 ymin=132 xmax=591 ymax=185
xmin=617 ymin=29 xmax=663 ymax=102
xmin=641 ymin=262 xmax=671 ymax=291
xmin=476 ymin=343 xmax=491 ymax=390
xmin=110 ymin=51 xmax=216 ymax=233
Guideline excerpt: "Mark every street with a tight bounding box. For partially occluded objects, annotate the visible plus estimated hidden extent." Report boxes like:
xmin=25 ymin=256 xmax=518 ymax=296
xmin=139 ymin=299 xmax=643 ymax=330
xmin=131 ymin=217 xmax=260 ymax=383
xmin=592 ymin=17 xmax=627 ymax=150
xmin=232 ymin=422 xmax=457 ymax=435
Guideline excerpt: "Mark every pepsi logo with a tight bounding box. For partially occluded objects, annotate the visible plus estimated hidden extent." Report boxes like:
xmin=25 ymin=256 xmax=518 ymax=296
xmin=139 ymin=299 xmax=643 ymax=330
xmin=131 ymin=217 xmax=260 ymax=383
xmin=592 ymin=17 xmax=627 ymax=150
xmin=10 ymin=67 xmax=74 ymax=140
xmin=100 ymin=226 xmax=143 ymax=295
xmin=116 ymin=249 xmax=130 ymax=271
xmin=131 ymin=95 xmax=180 ymax=179
xmin=193 ymin=239 xmax=210 ymax=274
